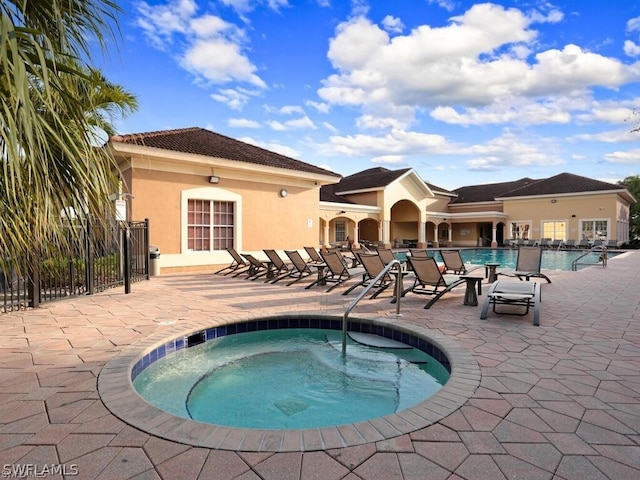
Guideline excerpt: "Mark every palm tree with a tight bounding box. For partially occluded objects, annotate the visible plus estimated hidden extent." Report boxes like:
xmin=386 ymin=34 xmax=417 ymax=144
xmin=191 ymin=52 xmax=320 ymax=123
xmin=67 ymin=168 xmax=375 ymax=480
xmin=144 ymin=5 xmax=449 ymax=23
xmin=0 ymin=0 xmax=136 ymax=274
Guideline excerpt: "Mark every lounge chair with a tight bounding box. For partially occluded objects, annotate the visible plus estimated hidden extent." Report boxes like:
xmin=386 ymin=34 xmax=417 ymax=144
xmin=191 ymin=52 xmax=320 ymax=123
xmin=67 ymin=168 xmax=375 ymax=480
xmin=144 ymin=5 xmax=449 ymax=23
xmin=215 ymin=247 xmax=251 ymax=276
xmin=440 ymin=250 xmax=484 ymax=275
xmin=280 ymin=250 xmax=315 ymax=286
xmin=376 ymin=248 xmax=397 ymax=265
xmin=263 ymin=249 xmax=291 ymax=282
xmin=549 ymin=239 xmax=562 ymax=249
xmin=563 ymin=239 xmax=576 ymax=249
xmin=497 ymin=245 xmax=551 ymax=283
xmin=342 ymin=253 xmax=394 ymax=299
xmin=577 ymin=239 xmax=590 ymax=249
xmin=240 ymin=253 xmax=270 ymax=280
xmin=480 ymin=280 xmax=541 ymax=326
xmin=306 ymin=250 xmax=363 ymax=292
xmin=606 ymin=239 xmax=618 ymax=248
xmin=398 ymin=256 xmax=466 ymax=309
xmin=409 ymin=249 xmax=430 ymax=258
xmin=304 ymin=246 xmax=324 ymax=265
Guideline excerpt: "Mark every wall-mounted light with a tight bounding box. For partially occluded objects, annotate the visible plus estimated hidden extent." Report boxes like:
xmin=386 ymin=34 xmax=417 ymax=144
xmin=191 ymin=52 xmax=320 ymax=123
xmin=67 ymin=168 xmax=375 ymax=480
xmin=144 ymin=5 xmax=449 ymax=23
xmin=550 ymin=199 xmax=557 ymax=203
xmin=339 ymin=210 xmax=346 ymax=214
xmin=279 ymin=188 xmax=288 ymax=198
xmin=571 ymin=214 xmax=576 ymax=218
xmin=209 ymin=175 xmax=220 ymax=184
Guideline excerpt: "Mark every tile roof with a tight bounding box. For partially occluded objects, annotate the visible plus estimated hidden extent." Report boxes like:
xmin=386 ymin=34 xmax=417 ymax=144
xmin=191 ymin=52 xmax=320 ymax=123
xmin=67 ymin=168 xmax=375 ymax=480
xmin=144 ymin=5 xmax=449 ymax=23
xmin=451 ymin=178 xmax=535 ymax=204
xmin=319 ymin=183 xmax=355 ymax=204
xmin=333 ymin=167 xmax=413 ymax=192
xmin=452 ymin=173 xmax=628 ymax=204
xmin=110 ymin=127 xmax=341 ymax=178
xmin=499 ymin=172 xmax=626 ymax=197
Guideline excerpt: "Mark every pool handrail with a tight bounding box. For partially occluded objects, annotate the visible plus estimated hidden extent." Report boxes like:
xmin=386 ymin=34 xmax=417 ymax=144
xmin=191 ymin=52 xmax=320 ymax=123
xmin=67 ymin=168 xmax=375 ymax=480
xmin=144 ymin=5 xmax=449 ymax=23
xmin=342 ymin=259 xmax=403 ymax=356
xmin=572 ymin=245 xmax=608 ymax=271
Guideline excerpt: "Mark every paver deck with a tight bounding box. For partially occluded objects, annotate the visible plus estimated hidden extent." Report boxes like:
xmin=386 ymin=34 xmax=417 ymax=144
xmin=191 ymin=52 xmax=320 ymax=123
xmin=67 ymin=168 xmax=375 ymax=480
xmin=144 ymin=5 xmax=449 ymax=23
xmin=1 ymin=250 xmax=639 ymax=479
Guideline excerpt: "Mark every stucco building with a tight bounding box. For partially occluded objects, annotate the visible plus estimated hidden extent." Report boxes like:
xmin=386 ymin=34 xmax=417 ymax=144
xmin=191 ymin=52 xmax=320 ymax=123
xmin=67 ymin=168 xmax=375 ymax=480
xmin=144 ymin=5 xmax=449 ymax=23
xmin=108 ymin=127 xmax=636 ymax=273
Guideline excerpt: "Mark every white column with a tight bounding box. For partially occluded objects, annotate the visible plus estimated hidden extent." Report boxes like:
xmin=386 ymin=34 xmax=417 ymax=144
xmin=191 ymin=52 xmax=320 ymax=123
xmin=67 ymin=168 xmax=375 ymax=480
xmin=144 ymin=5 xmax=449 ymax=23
xmin=323 ymin=224 xmax=330 ymax=248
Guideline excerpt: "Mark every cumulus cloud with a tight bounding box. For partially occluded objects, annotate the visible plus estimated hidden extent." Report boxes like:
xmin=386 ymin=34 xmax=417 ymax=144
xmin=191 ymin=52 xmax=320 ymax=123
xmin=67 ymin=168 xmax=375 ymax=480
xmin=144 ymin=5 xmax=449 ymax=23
xmin=267 ymin=116 xmax=316 ymax=131
xmin=211 ymin=87 xmax=261 ymax=110
xmin=228 ymin=118 xmax=261 ymax=128
xmin=317 ymin=3 xmax=640 ymax=129
xmin=603 ymin=149 xmax=640 ymax=164
xmin=136 ymin=0 xmax=266 ymax=90
xmin=624 ymin=40 xmax=640 ymax=57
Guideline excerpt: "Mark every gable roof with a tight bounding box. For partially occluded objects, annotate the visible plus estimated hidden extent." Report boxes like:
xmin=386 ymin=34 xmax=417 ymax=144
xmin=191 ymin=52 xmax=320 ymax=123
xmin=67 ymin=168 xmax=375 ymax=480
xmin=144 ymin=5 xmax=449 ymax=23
xmin=333 ymin=167 xmax=412 ymax=192
xmin=498 ymin=172 xmax=628 ymax=198
xmin=452 ymin=173 xmax=635 ymax=204
xmin=451 ymin=178 xmax=535 ymax=204
xmin=110 ymin=127 xmax=341 ymax=179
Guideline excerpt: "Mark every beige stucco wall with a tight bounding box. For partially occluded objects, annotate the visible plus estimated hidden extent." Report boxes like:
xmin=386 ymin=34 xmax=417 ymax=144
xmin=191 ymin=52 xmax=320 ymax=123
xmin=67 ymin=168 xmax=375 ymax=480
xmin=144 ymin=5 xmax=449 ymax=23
xmin=503 ymin=193 xmax=620 ymax=241
xmin=121 ymin=161 xmax=324 ymax=272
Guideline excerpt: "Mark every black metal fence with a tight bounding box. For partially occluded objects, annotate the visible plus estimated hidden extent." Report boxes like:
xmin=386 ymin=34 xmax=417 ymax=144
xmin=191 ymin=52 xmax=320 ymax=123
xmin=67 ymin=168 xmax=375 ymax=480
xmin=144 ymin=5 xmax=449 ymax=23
xmin=1 ymin=219 xmax=149 ymax=313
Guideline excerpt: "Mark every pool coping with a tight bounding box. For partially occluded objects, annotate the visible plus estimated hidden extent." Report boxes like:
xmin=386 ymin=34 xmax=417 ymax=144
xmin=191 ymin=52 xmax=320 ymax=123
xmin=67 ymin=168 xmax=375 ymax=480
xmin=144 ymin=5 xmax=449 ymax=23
xmin=98 ymin=313 xmax=480 ymax=452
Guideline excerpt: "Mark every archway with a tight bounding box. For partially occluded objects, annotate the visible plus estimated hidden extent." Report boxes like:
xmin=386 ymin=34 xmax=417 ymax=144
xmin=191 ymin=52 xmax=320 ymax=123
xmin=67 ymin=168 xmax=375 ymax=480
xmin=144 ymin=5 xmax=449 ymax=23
xmin=390 ymin=200 xmax=420 ymax=248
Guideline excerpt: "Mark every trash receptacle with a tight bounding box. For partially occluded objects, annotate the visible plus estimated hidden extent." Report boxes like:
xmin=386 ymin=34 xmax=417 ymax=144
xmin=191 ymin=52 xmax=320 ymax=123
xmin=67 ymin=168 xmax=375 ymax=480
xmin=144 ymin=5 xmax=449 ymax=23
xmin=149 ymin=246 xmax=160 ymax=276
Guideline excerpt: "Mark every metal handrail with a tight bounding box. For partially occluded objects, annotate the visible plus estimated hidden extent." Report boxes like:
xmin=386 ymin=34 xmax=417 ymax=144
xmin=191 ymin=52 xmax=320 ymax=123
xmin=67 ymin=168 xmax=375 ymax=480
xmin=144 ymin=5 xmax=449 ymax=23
xmin=572 ymin=245 xmax=608 ymax=271
xmin=342 ymin=258 xmax=403 ymax=356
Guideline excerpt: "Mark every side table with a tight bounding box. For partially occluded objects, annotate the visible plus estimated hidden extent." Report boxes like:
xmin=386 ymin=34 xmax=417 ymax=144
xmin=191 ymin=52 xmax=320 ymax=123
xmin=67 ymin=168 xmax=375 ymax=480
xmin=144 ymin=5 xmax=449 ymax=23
xmin=485 ymin=262 xmax=500 ymax=283
xmin=460 ymin=275 xmax=483 ymax=306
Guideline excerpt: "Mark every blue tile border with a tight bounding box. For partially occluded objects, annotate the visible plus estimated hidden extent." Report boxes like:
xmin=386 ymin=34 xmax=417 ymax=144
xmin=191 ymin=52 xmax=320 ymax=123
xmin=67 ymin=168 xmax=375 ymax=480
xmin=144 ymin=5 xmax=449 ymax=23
xmin=130 ymin=315 xmax=451 ymax=382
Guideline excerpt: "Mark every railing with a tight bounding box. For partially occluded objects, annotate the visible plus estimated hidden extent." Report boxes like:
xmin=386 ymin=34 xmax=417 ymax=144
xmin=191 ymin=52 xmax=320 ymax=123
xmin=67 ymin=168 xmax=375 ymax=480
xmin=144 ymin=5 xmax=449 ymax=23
xmin=572 ymin=245 xmax=608 ymax=271
xmin=342 ymin=259 xmax=404 ymax=356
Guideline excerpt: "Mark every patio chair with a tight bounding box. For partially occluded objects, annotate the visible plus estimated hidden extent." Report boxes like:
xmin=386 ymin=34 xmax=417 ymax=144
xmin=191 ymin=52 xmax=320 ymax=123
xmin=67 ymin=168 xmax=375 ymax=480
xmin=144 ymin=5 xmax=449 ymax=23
xmin=280 ymin=250 xmax=316 ymax=286
xmin=376 ymin=248 xmax=397 ymax=265
xmin=549 ymin=239 xmax=562 ymax=249
xmin=606 ymin=239 xmax=618 ymax=248
xmin=304 ymin=246 xmax=324 ymax=265
xmin=263 ymin=249 xmax=291 ymax=282
xmin=342 ymin=253 xmax=394 ymax=299
xmin=327 ymin=247 xmax=358 ymax=268
xmin=440 ymin=250 xmax=484 ymax=275
xmin=564 ymin=239 xmax=576 ymax=249
xmin=409 ymin=249 xmax=430 ymax=258
xmin=497 ymin=246 xmax=551 ymax=283
xmin=215 ymin=247 xmax=251 ymax=276
xmin=306 ymin=250 xmax=363 ymax=292
xmin=240 ymin=253 xmax=270 ymax=280
xmin=480 ymin=280 xmax=541 ymax=326
xmin=398 ymin=256 xmax=466 ymax=309
xmin=577 ymin=239 xmax=590 ymax=249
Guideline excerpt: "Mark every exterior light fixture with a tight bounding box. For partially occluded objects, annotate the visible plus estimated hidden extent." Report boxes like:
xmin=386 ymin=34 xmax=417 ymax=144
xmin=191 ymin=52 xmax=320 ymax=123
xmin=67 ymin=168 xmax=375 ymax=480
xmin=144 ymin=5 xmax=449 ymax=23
xmin=279 ymin=188 xmax=288 ymax=198
xmin=339 ymin=210 xmax=346 ymax=214
xmin=209 ymin=175 xmax=220 ymax=184
xmin=551 ymin=199 xmax=557 ymax=203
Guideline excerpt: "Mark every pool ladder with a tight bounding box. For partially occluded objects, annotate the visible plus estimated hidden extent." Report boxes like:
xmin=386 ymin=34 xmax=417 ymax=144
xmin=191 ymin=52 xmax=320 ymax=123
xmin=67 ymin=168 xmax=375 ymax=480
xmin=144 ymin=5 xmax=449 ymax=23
xmin=342 ymin=259 xmax=404 ymax=356
xmin=571 ymin=245 xmax=608 ymax=271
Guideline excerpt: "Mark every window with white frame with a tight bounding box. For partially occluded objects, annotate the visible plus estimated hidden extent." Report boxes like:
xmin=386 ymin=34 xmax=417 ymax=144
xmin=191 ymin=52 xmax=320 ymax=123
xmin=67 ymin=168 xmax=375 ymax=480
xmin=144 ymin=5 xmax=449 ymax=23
xmin=335 ymin=220 xmax=346 ymax=242
xmin=510 ymin=221 xmax=531 ymax=240
xmin=187 ymin=199 xmax=234 ymax=251
xmin=580 ymin=219 xmax=608 ymax=242
xmin=542 ymin=221 xmax=567 ymax=241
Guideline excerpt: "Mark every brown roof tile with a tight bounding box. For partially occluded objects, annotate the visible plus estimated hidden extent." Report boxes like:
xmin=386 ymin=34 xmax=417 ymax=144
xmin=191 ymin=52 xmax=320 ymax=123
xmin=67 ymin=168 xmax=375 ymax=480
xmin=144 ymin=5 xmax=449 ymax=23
xmin=333 ymin=167 xmax=412 ymax=192
xmin=451 ymin=178 xmax=535 ymax=203
xmin=499 ymin=172 xmax=626 ymax=197
xmin=110 ymin=127 xmax=341 ymax=178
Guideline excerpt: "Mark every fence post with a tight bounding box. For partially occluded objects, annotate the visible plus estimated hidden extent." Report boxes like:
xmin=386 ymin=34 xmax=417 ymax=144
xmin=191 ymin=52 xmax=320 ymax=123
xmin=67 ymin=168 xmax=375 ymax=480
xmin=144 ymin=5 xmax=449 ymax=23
xmin=28 ymin=258 xmax=40 ymax=309
xmin=144 ymin=218 xmax=150 ymax=280
xmin=123 ymin=223 xmax=131 ymax=294
xmin=85 ymin=219 xmax=94 ymax=295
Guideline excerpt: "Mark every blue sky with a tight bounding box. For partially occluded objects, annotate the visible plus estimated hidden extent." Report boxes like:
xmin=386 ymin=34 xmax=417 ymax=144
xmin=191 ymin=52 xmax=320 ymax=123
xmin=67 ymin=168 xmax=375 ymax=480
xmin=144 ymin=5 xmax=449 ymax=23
xmin=97 ymin=0 xmax=640 ymax=190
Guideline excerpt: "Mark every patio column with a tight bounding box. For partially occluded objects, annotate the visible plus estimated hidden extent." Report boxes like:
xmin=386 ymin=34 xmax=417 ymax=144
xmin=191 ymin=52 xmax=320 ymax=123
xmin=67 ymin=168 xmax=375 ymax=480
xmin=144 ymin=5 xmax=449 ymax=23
xmin=323 ymin=224 xmax=330 ymax=248
xmin=353 ymin=224 xmax=360 ymax=249
xmin=382 ymin=220 xmax=390 ymax=248
xmin=492 ymin=223 xmax=498 ymax=247
xmin=417 ymin=221 xmax=427 ymax=248
xmin=448 ymin=225 xmax=453 ymax=245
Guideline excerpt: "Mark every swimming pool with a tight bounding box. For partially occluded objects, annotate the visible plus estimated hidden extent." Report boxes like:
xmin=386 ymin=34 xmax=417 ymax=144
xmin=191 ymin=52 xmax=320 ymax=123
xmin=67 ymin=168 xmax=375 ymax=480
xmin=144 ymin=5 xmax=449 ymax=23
xmin=397 ymin=248 xmax=617 ymax=271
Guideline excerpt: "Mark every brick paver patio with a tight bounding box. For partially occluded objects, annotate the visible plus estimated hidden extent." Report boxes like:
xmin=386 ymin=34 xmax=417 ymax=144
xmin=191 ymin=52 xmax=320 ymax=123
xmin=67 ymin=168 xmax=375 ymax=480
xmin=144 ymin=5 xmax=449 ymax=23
xmin=1 ymin=250 xmax=639 ymax=479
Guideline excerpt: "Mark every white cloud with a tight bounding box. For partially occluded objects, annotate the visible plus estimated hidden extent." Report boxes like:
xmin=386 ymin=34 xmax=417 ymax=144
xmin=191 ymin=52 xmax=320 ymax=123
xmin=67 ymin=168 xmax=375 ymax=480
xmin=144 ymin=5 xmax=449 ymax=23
xmin=136 ymin=0 xmax=266 ymax=89
xmin=228 ymin=118 xmax=261 ymax=128
xmin=318 ymin=4 xmax=640 ymax=119
xmin=603 ymin=149 xmax=640 ymax=164
xmin=305 ymin=100 xmax=330 ymax=114
xmin=316 ymin=129 xmax=449 ymax=157
xmin=425 ymin=0 xmax=455 ymax=12
xmin=266 ymin=116 xmax=316 ymax=131
xmin=624 ymin=40 xmax=640 ymax=57
xmin=279 ymin=105 xmax=305 ymax=115
xmin=322 ymin=121 xmax=338 ymax=133
xmin=627 ymin=16 xmax=640 ymax=33
xmin=381 ymin=15 xmax=404 ymax=34
xmin=211 ymin=87 xmax=260 ymax=110
xmin=371 ymin=155 xmax=405 ymax=165
xmin=572 ymin=129 xmax=640 ymax=143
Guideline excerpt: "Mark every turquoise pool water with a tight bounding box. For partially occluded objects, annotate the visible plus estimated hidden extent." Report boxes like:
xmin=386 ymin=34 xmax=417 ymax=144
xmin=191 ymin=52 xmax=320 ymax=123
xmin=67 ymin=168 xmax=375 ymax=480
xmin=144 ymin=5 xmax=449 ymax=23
xmin=396 ymin=248 xmax=617 ymax=271
xmin=133 ymin=328 xmax=450 ymax=429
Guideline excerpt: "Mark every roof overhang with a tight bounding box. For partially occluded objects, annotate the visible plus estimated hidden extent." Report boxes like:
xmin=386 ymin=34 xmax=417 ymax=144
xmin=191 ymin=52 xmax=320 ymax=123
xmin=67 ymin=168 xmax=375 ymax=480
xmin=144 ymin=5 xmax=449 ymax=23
xmin=497 ymin=189 xmax=636 ymax=204
xmin=320 ymin=201 xmax=381 ymax=213
xmin=108 ymin=142 xmax=341 ymax=186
